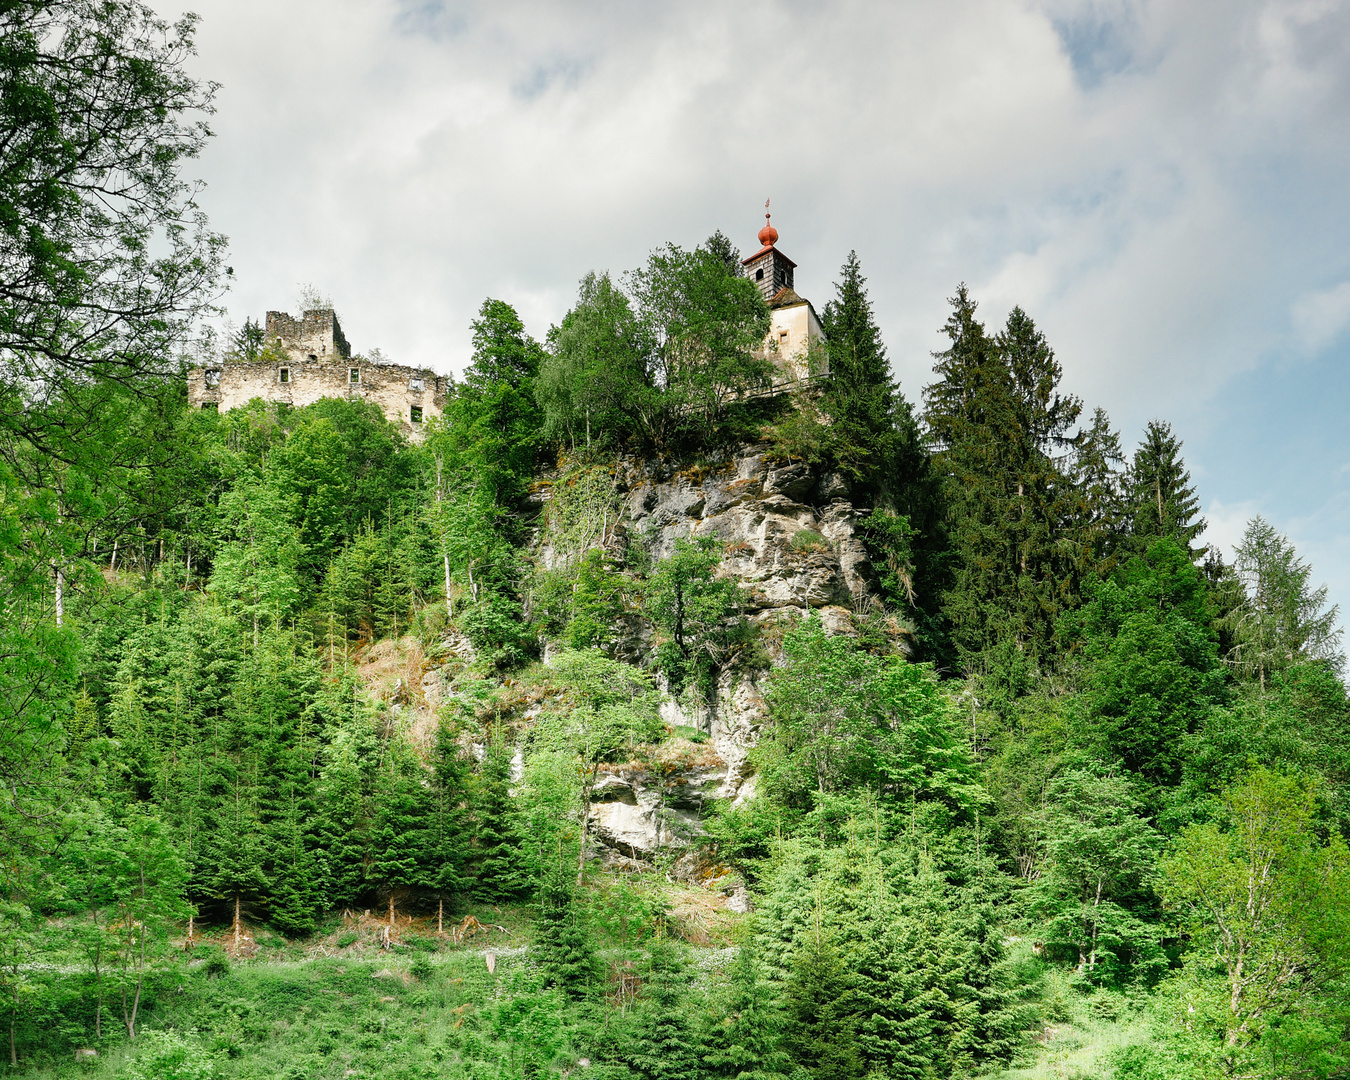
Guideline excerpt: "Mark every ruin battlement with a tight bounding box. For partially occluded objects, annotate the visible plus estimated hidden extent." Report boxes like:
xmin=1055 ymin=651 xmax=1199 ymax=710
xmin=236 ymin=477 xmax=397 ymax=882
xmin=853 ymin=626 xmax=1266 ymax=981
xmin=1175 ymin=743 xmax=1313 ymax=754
xmin=265 ymin=308 xmax=351 ymax=363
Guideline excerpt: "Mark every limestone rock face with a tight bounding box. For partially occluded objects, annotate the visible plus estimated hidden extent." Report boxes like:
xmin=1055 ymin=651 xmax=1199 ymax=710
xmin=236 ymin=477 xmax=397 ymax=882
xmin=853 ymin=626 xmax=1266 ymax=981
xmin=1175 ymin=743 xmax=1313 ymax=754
xmin=587 ymin=756 xmax=724 ymax=858
xmin=524 ymin=445 xmax=909 ymax=898
xmin=616 ymin=446 xmax=877 ymax=626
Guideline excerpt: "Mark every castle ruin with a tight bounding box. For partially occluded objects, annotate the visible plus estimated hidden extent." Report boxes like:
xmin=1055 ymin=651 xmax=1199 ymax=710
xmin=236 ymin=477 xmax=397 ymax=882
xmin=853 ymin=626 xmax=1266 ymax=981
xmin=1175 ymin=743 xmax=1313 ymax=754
xmin=187 ymin=308 xmax=447 ymax=436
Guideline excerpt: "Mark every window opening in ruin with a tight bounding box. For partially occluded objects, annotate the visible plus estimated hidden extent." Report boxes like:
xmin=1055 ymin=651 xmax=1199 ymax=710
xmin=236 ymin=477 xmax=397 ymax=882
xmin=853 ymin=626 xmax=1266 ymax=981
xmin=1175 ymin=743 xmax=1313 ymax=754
xmin=755 ymin=268 xmax=764 ymax=280
xmin=201 ymin=402 xmax=218 ymax=412
xmin=279 ymin=367 xmax=290 ymax=383
xmin=410 ymin=406 xmax=423 ymax=424
xmin=308 ymin=353 xmax=317 ymax=361
xmin=349 ymin=368 xmax=360 ymax=383
xmin=410 ymin=377 xmax=424 ymax=392
xmin=204 ymin=369 xmax=221 ymax=388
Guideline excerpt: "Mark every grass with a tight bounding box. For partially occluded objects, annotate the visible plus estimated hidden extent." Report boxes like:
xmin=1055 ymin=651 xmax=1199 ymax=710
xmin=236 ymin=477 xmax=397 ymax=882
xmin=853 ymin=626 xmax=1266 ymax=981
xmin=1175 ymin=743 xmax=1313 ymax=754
xmin=788 ymin=529 xmax=829 ymax=553
xmin=12 ymin=876 xmax=751 ymax=1079
xmin=985 ymin=961 xmax=1159 ymax=1080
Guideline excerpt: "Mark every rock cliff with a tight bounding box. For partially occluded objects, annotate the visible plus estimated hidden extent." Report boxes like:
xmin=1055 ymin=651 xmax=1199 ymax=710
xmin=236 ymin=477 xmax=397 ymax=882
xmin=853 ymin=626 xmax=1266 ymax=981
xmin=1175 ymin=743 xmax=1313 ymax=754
xmin=536 ymin=443 xmax=904 ymax=867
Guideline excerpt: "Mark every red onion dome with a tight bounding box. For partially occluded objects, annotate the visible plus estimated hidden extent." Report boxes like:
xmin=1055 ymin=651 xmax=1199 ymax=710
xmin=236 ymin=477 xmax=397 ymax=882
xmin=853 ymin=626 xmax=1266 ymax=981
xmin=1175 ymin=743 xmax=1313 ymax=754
xmin=758 ymin=211 xmax=778 ymax=248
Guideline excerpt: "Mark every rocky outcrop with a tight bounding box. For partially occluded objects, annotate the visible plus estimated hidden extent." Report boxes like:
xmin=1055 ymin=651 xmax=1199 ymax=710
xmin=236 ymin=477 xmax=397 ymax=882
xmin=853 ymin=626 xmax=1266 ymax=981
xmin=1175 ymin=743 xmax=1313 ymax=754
xmin=522 ymin=445 xmax=905 ymax=885
xmin=614 ymin=446 xmax=878 ymax=633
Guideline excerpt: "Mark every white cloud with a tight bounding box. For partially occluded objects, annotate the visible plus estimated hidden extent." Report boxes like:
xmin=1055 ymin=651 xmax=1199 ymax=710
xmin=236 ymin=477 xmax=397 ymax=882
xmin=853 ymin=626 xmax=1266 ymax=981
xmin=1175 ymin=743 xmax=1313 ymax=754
xmin=1198 ymin=498 xmax=1262 ymax=562
xmin=1291 ymin=280 xmax=1350 ymax=353
xmin=146 ymin=0 xmax=1348 ymax=392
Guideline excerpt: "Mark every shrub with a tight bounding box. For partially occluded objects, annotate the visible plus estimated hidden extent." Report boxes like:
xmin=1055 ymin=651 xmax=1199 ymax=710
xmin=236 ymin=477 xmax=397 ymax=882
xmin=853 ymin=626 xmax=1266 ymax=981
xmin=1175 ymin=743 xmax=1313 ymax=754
xmin=121 ymin=1030 xmax=220 ymax=1080
xmin=410 ymin=954 xmax=434 ymax=982
xmin=789 ymin=529 xmax=829 ymax=553
xmin=200 ymin=950 xmax=230 ymax=980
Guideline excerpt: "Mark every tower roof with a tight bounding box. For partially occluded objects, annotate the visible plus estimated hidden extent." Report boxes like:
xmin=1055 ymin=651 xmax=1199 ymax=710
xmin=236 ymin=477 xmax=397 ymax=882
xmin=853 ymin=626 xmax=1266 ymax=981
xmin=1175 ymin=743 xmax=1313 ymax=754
xmin=740 ymin=199 xmax=797 ymax=267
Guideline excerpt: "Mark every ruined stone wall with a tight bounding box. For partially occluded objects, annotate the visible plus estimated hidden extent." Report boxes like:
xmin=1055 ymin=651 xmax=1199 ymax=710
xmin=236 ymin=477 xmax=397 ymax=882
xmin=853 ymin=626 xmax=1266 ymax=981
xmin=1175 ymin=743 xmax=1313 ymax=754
xmin=265 ymin=308 xmax=351 ymax=362
xmin=187 ymin=357 xmax=448 ymax=439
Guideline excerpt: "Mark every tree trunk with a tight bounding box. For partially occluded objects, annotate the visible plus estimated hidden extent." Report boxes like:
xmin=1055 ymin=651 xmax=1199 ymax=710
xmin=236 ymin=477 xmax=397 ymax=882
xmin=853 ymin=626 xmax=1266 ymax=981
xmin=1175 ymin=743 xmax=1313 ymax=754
xmin=438 ymin=898 xmax=443 ymax=935
xmin=444 ymin=553 xmax=453 ymax=620
xmin=53 ymin=561 xmax=64 ymax=625
xmin=94 ymin=945 xmax=102 ymax=1039
xmin=389 ymin=891 xmax=395 ymax=928
xmin=233 ymin=894 xmax=242 ymax=953
xmin=577 ymin=763 xmax=599 ymax=887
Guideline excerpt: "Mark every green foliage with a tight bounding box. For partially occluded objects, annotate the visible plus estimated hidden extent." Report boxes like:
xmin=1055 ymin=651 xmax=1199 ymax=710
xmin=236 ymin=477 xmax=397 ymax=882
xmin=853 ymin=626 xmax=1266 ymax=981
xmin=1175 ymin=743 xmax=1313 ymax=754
xmin=703 ymin=945 xmax=792 ymax=1080
xmin=531 ymin=462 xmax=631 ymax=649
xmin=788 ymin=529 xmax=829 ymax=553
xmin=538 ymin=239 xmax=774 ymax=454
xmin=819 ymin=251 xmax=899 ymax=487
xmin=860 ymin=510 xmax=918 ymax=608
xmin=121 ymin=1029 xmax=221 ymax=1080
xmin=532 ymin=873 xmax=601 ymax=1000
xmin=759 ymin=616 xmax=981 ymax=813
xmin=1127 ymin=420 xmax=1205 ymax=558
xmin=1029 ymin=768 xmax=1164 ymax=982
xmin=645 ymin=537 xmax=744 ymax=697
xmin=0 ymin=0 xmax=224 ymax=463
xmin=471 ymin=734 xmax=530 ymax=902
xmin=1160 ymin=768 xmax=1350 ymax=1077
xmin=627 ymin=939 xmax=701 ymax=1080
xmin=538 ymin=272 xmax=655 ymax=450
xmin=1064 ymin=539 xmax=1226 ymax=785
xmin=1228 ymin=515 xmax=1345 ymax=685
xmin=367 ymin=740 xmax=435 ymax=918
xmin=782 ymin=932 xmax=862 ymax=1080
xmin=923 ymin=289 xmax=1084 ymax=675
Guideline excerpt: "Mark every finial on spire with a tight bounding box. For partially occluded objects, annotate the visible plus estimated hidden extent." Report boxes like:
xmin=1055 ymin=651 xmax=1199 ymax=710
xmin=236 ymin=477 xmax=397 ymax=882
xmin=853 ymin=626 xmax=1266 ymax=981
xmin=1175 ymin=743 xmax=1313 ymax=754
xmin=758 ymin=197 xmax=778 ymax=248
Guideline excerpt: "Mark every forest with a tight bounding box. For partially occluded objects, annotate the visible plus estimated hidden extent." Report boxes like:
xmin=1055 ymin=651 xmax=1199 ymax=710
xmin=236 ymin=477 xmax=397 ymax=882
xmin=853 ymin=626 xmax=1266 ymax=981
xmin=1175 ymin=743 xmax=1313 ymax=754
xmin=2 ymin=3 xmax=1349 ymax=1079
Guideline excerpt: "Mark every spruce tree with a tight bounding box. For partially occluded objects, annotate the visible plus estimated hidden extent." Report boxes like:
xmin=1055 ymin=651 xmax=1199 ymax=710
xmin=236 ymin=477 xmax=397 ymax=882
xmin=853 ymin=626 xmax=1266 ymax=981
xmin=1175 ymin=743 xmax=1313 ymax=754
xmin=923 ymin=288 xmax=1081 ymax=675
xmin=1127 ymin=420 xmax=1205 ymax=557
xmin=368 ymin=747 xmax=434 ymax=926
xmin=196 ymin=762 xmax=269 ymax=952
xmin=821 ymin=251 xmax=895 ymax=472
xmin=1229 ymin=516 xmax=1344 ymax=685
xmin=1070 ymin=407 xmax=1129 ymax=581
xmin=429 ymin=722 xmax=472 ymax=930
xmin=704 ymin=230 xmax=741 ymax=274
xmin=782 ymin=932 xmax=861 ymax=1080
xmin=704 ymin=944 xmax=792 ymax=1080
xmin=628 ymin=939 xmax=701 ymax=1080
xmin=532 ymin=871 xmax=601 ymax=1000
xmin=267 ymin=806 xmax=321 ymax=937
xmin=470 ymin=734 xmax=529 ymax=901
xmin=317 ymin=734 xmax=370 ymax=910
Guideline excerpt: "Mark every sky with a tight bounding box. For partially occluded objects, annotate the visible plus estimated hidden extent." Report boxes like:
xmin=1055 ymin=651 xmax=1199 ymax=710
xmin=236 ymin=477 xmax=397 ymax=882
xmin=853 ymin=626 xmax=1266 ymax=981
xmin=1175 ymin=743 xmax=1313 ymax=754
xmin=153 ymin=0 xmax=1350 ymax=631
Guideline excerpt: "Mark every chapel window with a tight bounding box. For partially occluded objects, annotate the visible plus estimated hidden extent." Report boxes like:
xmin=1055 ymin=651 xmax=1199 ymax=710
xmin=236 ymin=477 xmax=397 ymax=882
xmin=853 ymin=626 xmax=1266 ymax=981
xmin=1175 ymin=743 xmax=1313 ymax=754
xmin=349 ymin=368 xmax=360 ymax=383
xmin=279 ymin=367 xmax=290 ymax=383
xmin=411 ymin=406 xmax=423 ymax=424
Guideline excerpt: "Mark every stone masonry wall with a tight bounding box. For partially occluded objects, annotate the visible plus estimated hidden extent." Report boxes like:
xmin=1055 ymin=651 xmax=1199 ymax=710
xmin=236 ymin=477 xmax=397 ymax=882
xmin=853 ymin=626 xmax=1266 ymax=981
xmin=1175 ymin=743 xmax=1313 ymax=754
xmin=187 ymin=357 xmax=448 ymax=439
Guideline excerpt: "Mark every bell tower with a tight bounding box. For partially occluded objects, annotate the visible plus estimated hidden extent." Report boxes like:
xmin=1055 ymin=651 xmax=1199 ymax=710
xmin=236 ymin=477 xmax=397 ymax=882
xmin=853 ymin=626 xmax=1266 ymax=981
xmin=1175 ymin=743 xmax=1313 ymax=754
xmin=740 ymin=201 xmax=797 ymax=302
xmin=738 ymin=201 xmax=826 ymax=382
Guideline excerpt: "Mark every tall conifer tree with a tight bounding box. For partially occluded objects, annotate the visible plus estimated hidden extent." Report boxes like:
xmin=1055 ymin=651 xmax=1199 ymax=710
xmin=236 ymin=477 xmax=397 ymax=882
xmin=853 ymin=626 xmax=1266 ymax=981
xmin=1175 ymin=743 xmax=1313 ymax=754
xmin=821 ymin=251 xmax=895 ymax=470
xmin=470 ymin=734 xmax=529 ymax=901
xmin=923 ymin=287 xmax=1081 ymax=674
xmin=1127 ymin=420 xmax=1205 ymax=557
